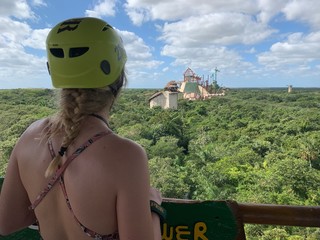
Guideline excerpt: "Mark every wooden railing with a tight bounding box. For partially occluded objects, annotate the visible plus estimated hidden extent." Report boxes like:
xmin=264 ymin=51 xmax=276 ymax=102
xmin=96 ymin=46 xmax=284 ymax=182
xmin=238 ymin=202 xmax=320 ymax=227
xmin=162 ymin=198 xmax=320 ymax=239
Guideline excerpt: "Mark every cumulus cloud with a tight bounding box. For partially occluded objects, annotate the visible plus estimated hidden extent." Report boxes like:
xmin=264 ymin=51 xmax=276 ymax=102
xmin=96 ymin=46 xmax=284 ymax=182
xmin=22 ymin=28 xmax=50 ymax=50
xmin=123 ymin=0 xmax=320 ymax=84
xmin=0 ymin=41 xmax=48 ymax=88
xmin=124 ymin=6 xmax=150 ymax=26
xmin=258 ymin=32 xmax=320 ymax=69
xmin=156 ymin=12 xmax=273 ymax=76
xmin=0 ymin=14 xmax=49 ymax=87
xmin=282 ymin=0 xmax=320 ymax=30
xmin=85 ymin=0 xmax=117 ymax=18
xmin=117 ymin=29 xmax=163 ymax=83
xmin=0 ymin=47 xmax=46 ymax=72
xmin=0 ymin=17 xmax=31 ymax=48
xmin=1 ymin=0 xmax=320 ymax=88
xmin=31 ymin=0 xmax=47 ymax=7
xmin=125 ymin=0 xmax=259 ymax=24
xmin=123 ymin=0 xmax=281 ymax=80
xmin=0 ymin=0 xmax=35 ymax=19
xmin=257 ymin=0 xmax=289 ymax=24
xmin=162 ymin=44 xmax=254 ymax=74
xmin=120 ymin=30 xmax=162 ymax=67
xmin=160 ymin=13 xmax=276 ymax=47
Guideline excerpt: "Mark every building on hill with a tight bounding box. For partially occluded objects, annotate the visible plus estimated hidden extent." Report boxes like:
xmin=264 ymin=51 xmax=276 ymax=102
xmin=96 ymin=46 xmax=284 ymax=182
xmin=148 ymin=67 xmax=225 ymax=108
xmin=164 ymin=80 xmax=179 ymax=92
xmin=149 ymin=90 xmax=178 ymax=109
xmin=179 ymin=67 xmax=225 ymax=100
xmin=180 ymin=81 xmax=200 ymax=100
xmin=183 ymin=68 xmax=202 ymax=83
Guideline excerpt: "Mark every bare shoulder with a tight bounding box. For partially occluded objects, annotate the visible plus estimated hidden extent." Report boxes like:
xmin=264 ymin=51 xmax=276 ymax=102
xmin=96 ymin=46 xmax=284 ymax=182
xmin=107 ymin=134 xmax=149 ymax=178
xmin=23 ymin=118 xmax=49 ymax=135
xmin=109 ymin=134 xmax=147 ymax=161
xmin=14 ymin=118 xmax=50 ymax=150
xmin=19 ymin=118 xmax=49 ymax=138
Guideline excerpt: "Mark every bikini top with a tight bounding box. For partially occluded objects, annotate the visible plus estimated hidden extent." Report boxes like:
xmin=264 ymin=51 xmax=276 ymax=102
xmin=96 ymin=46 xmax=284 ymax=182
xmin=29 ymin=130 xmax=120 ymax=240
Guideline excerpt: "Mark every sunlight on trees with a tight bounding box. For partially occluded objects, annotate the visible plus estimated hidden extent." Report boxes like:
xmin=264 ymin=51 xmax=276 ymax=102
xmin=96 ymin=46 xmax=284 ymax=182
xmin=1 ymin=88 xmax=320 ymax=239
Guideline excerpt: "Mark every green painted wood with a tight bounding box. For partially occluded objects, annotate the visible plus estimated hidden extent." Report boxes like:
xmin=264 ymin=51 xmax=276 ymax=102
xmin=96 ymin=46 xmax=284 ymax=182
xmin=0 ymin=227 xmax=40 ymax=240
xmin=161 ymin=200 xmax=242 ymax=240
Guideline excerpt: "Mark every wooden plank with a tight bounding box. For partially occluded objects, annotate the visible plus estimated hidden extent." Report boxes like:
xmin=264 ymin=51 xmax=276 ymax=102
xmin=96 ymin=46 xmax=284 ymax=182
xmin=238 ymin=203 xmax=320 ymax=227
xmin=161 ymin=198 xmax=244 ymax=240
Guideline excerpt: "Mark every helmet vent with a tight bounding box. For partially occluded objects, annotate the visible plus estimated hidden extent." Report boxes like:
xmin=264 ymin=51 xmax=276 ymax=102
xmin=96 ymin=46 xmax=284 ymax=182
xmin=50 ymin=48 xmax=64 ymax=58
xmin=102 ymin=24 xmax=112 ymax=31
xmin=100 ymin=60 xmax=111 ymax=75
xmin=69 ymin=47 xmax=89 ymax=58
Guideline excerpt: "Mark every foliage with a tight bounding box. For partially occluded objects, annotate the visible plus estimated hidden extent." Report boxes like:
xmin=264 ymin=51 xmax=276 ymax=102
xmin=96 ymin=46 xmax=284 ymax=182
xmin=1 ymin=87 xmax=320 ymax=239
xmin=0 ymin=89 xmax=56 ymax=175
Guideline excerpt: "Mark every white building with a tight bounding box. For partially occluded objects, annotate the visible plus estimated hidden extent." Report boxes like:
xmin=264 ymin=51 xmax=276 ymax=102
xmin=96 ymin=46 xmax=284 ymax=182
xmin=149 ymin=91 xmax=178 ymax=109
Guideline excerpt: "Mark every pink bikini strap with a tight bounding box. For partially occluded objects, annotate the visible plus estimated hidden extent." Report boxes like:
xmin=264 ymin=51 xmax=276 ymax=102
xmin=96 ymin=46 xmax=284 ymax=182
xmin=29 ymin=131 xmax=111 ymax=210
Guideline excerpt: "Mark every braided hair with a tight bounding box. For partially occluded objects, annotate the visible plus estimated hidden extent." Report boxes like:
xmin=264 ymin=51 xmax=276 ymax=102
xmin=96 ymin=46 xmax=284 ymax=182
xmin=45 ymin=71 xmax=126 ymax=178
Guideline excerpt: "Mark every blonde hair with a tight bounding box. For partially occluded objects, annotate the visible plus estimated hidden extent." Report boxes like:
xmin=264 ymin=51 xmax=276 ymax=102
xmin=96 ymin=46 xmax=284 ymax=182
xmin=45 ymin=72 xmax=126 ymax=178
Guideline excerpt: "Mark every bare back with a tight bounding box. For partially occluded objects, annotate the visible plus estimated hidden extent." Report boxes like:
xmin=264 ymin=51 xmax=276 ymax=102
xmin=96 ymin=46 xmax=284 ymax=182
xmin=0 ymin=116 xmax=154 ymax=239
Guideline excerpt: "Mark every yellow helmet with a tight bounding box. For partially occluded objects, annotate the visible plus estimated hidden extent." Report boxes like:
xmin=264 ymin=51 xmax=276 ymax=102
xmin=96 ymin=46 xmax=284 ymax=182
xmin=46 ymin=17 xmax=127 ymax=88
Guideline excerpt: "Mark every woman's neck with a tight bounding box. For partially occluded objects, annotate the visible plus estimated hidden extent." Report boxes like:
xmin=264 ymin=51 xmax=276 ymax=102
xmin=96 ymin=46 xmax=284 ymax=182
xmin=89 ymin=113 xmax=110 ymax=129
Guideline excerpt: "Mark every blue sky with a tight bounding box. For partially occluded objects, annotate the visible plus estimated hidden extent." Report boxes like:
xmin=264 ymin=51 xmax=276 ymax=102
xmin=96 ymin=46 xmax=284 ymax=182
xmin=1 ymin=0 xmax=320 ymax=89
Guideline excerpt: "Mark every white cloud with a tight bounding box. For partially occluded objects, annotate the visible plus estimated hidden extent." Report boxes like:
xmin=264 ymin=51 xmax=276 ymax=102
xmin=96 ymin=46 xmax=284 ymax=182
xmin=125 ymin=0 xmax=259 ymax=24
xmin=0 ymin=47 xmax=46 ymax=72
xmin=258 ymin=32 xmax=320 ymax=69
xmin=119 ymin=30 xmax=162 ymax=67
xmin=123 ymin=0 xmax=320 ymax=86
xmin=156 ymin=12 xmax=274 ymax=77
xmin=160 ymin=13 xmax=276 ymax=47
xmin=124 ymin=6 xmax=150 ymax=26
xmin=0 ymin=17 xmax=31 ymax=48
xmin=162 ymin=67 xmax=169 ymax=72
xmin=85 ymin=0 xmax=117 ymax=18
xmin=257 ymin=0 xmax=289 ymax=24
xmin=1 ymin=0 xmax=320 ymax=88
xmin=0 ymin=0 xmax=35 ymax=19
xmin=282 ymin=0 xmax=320 ymax=29
xmin=118 ymin=29 xmax=163 ymax=85
xmin=162 ymin=44 xmax=253 ymax=73
xmin=31 ymin=0 xmax=47 ymax=7
xmin=23 ymin=28 xmax=50 ymax=50
xmin=0 ymin=15 xmax=49 ymax=88
xmin=0 ymin=17 xmax=48 ymax=51
xmin=247 ymin=47 xmax=256 ymax=54
xmin=0 ymin=45 xmax=49 ymax=88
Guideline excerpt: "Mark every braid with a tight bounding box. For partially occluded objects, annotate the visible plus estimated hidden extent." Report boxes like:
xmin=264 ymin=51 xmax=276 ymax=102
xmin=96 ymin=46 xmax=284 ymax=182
xmin=44 ymin=71 xmax=126 ymax=178
xmin=45 ymin=90 xmax=85 ymax=177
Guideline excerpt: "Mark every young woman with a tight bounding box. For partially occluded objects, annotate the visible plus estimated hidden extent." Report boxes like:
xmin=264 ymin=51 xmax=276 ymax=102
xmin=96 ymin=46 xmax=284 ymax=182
xmin=0 ymin=17 xmax=163 ymax=240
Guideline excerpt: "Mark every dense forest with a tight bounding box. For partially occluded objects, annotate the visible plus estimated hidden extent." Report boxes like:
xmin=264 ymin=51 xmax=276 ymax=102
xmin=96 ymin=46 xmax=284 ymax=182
xmin=0 ymin=88 xmax=320 ymax=239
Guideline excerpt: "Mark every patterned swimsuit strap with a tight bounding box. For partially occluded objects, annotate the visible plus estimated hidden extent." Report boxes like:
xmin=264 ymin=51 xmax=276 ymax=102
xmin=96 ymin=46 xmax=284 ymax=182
xmin=29 ymin=130 xmax=111 ymax=210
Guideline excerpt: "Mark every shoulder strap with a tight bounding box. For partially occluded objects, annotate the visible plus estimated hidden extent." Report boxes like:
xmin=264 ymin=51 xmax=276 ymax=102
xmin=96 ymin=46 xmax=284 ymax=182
xmin=48 ymin=139 xmax=56 ymax=159
xmin=29 ymin=131 xmax=111 ymax=210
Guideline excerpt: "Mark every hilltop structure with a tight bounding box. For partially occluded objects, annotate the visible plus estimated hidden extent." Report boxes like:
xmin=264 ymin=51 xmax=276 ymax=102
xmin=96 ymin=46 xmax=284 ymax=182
xmin=149 ymin=81 xmax=179 ymax=109
xmin=179 ymin=68 xmax=225 ymax=100
xmin=149 ymin=67 xmax=225 ymax=109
